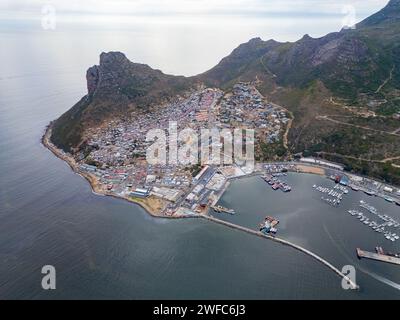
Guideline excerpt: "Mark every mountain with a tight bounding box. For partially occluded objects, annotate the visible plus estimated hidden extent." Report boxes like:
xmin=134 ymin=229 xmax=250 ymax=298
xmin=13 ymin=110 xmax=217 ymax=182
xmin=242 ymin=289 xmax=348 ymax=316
xmin=50 ymin=0 xmax=400 ymax=184
xmin=51 ymin=52 xmax=196 ymax=151
xmin=358 ymin=0 xmax=400 ymax=27
xmin=202 ymin=0 xmax=400 ymax=103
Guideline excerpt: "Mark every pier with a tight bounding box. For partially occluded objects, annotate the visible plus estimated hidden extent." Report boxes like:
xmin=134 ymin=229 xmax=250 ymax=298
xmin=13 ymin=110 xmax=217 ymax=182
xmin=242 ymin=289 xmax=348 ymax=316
xmin=357 ymin=248 xmax=400 ymax=266
xmin=201 ymin=214 xmax=359 ymax=290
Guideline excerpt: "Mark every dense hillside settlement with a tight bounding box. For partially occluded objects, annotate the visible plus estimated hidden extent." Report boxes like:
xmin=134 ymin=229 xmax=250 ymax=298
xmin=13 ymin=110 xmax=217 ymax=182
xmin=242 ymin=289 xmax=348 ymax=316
xmin=45 ymin=0 xmax=400 ymax=217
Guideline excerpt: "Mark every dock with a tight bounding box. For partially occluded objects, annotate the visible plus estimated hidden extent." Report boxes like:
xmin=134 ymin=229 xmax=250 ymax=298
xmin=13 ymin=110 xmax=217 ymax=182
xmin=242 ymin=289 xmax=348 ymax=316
xmin=211 ymin=181 xmax=231 ymax=206
xmin=357 ymin=248 xmax=400 ymax=266
xmin=201 ymin=214 xmax=359 ymax=290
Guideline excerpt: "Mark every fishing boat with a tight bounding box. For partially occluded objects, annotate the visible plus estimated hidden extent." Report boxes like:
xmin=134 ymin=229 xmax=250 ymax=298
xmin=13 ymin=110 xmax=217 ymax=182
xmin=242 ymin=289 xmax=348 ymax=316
xmin=364 ymin=190 xmax=376 ymax=196
xmin=212 ymin=205 xmax=235 ymax=215
xmin=385 ymin=196 xmax=394 ymax=203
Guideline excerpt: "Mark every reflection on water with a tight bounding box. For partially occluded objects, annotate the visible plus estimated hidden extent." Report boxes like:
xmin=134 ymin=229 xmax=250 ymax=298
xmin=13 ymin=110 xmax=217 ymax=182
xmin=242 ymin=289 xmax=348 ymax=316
xmin=0 ymin=25 xmax=399 ymax=299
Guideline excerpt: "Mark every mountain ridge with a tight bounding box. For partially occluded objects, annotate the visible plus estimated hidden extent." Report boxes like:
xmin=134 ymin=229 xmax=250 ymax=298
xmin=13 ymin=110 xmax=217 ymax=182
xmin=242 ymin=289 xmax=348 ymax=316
xmin=50 ymin=0 xmax=400 ymax=184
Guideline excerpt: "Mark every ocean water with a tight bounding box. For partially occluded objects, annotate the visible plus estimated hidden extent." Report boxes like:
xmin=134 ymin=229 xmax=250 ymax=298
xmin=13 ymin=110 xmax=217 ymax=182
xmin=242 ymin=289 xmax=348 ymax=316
xmin=215 ymin=174 xmax=400 ymax=298
xmin=0 ymin=25 xmax=399 ymax=299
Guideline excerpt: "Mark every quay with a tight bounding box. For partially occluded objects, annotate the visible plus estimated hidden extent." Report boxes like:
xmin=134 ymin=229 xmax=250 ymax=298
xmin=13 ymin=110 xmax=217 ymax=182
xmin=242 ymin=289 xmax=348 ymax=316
xmin=357 ymin=248 xmax=400 ymax=266
xmin=201 ymin=214 xmax=359 ymax=290
xmin=212 ymin=181 xmax=231 ymax=206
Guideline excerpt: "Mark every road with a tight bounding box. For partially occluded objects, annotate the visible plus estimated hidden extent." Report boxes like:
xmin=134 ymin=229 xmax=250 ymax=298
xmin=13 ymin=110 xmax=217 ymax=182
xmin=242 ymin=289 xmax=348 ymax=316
xmin=316 ymin=115 xmax=400 ymax=137
xmin=375 ymin=65 xmax=395 ymax=94
xmin=317 ymin=152 xmax=400 ymax=165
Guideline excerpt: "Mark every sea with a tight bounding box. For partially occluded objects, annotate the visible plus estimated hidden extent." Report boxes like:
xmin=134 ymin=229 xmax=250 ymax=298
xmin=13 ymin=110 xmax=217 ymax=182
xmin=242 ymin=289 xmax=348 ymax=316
xmin=0 ymin=20 xmax=399 ymax=299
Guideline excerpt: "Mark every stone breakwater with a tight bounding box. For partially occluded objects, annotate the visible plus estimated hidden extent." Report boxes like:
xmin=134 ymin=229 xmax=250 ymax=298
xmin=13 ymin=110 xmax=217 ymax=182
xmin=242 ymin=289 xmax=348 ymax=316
xmin=43 ymin=123 xmax=359 ymax=290
xmin=200 ymin=214 xmax=359 ymax=290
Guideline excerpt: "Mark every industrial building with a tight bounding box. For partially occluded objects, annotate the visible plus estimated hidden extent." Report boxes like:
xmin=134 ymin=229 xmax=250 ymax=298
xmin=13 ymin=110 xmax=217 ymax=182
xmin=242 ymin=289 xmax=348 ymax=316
xmin=130 ymin=187 xmax=151 ymax=198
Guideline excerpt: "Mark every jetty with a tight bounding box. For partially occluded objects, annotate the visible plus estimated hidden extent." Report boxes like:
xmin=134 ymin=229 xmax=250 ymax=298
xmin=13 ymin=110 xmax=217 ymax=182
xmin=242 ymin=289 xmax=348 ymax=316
xmin=357 ymin=248 xmax=400 ymax=266
xmin=201 ymin=214 xmax=359 ymax=290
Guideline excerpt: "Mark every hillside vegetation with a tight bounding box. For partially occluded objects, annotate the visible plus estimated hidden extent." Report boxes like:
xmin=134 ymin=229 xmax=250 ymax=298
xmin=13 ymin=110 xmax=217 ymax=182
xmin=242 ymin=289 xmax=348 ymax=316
xmin=51 ymin=0 xmax=400 ymax=184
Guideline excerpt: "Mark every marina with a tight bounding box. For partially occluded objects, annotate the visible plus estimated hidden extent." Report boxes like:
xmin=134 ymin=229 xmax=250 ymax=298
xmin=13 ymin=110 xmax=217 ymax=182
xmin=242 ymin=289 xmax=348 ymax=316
xmin=211 ymin=173 xmax=399 ymax=294
xmin=347 ymin=200 xmax=400 ymax=243
xmin=262 ymin=174 xmax=292 ymax=193
xmin=313 ymin=184 xmax=348 ymax=207
xmin=364 ymin=190 xmax=377 ymax=197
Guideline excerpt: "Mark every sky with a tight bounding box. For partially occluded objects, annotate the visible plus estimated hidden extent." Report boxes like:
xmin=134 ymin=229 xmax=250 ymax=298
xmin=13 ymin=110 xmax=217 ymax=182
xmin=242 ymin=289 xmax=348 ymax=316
xmin=0 ymin=0 xmax=389 ymax=24
xmin=0 ymin=0 xmax=391 ymax=76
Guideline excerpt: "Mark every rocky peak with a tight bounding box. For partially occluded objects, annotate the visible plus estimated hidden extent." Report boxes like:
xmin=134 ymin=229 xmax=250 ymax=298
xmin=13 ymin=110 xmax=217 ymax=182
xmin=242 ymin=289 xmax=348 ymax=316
xmin=248 ymin=37 xmax=263 ymax=44
xmin=86 ymin=52 xmax=146 ymax=97
xmin=358 ymin=0 xmax=400 ymax=27
xmin=86 ymin=52 xmax=129 ymax=96
xmin=99 ymin=51 xmax=130 ymax=68
xmin=300 ymin=34 xmax=313 ymax=41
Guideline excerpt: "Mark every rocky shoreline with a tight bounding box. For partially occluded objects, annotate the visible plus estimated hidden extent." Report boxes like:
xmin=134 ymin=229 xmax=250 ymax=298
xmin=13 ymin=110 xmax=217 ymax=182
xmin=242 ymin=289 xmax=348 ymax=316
xmin=42 ymin=123 xmax=178 ymax=219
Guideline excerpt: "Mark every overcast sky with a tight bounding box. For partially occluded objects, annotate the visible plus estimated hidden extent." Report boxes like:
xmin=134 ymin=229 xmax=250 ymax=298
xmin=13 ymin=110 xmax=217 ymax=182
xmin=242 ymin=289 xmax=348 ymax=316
xmin=0 ymin=0 xmax=391 ymax=76
xmin=0 ymin=0 xmax=389 ymax=22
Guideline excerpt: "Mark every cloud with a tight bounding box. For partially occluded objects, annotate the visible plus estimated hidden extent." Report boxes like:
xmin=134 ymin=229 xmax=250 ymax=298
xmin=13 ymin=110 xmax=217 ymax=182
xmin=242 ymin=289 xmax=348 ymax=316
xmin=0 ymin=0 xmax=388 ymax=19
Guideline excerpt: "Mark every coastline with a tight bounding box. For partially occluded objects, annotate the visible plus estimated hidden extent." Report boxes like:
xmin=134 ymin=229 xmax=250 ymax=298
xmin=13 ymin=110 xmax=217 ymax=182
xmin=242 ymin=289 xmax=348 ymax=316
xmin=43 ymin=122 xmax=399 ymax=214
xmin=42 ymin=123 xmax=175 ymax=219
xmin=43 ymin=121 xmax=400 ymax=211
xmin=43 ymin=122 xmax=400 ymax=290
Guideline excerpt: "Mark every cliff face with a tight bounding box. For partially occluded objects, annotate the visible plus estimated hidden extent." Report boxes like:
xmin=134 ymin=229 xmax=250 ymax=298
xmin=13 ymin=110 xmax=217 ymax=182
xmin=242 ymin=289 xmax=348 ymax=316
xmin=51 ymin=52 xmax=196 ymax=152
xmin=51 ymin=0 xmax=400 ymax=153
xmin=86 ymin=65 xmax=99 ymax=96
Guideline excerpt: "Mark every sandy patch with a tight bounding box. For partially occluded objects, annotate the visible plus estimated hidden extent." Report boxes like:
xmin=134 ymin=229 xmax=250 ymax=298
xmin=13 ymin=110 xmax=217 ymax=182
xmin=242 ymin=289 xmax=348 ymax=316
xmin=295 ymin=165 xmax=325 ymax=176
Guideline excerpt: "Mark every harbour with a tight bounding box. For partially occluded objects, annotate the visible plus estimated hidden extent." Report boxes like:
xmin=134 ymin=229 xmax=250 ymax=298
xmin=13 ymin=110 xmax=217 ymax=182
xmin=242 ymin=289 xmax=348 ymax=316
xmin=347 ymin=200 xmax=400 ymax=243
xmin=3 ymin=41 xmax=400 ymax=300
xmin=202 ymin=215 xmax=359 ymax=290
xmin=212 ymin=173 xmax=400 ymax=296
xmin=262 ymin=174 xmax=292 ymax=192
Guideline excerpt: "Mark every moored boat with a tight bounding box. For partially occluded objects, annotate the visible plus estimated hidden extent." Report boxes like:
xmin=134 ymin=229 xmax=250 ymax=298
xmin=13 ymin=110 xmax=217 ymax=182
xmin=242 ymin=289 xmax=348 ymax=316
xmin=212 ymin=205 xmax=235 ymax=215
xmin=364 ymin=190 xmax=376 ymax=196
xmin=384 ymin=196 xmax=394 ymax=203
